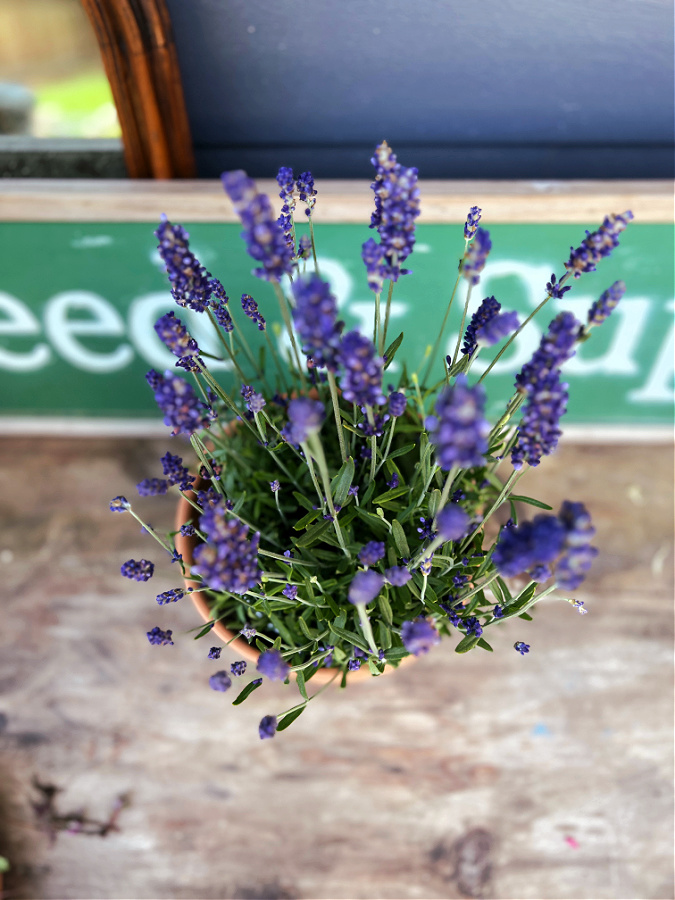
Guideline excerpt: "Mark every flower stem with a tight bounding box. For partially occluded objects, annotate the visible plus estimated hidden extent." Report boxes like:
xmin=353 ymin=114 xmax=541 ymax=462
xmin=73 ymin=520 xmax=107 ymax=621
xmin=382 ymin=279 xmax=395 ymax=351
xmin=326 ymin=370 xmax=348 ymax=463
xmin=451 ymin=283 xmax=473 ymax=367
xmin=374 ymin=290 xmax=381 ymax=351
xmin=307 ymin=434 xmax=350 ymax=558
xmin=357 ymin=604 xmax=379 ymax=655
xmin=272 ymin=280 xmax=307 ymax=389
xmin=308 ymin=218 xmax=320 ymax=277
xmin=460 ymin=467 xmax=525 ymax=552
xmin=421 ymin=269 xmax=462 ymax=385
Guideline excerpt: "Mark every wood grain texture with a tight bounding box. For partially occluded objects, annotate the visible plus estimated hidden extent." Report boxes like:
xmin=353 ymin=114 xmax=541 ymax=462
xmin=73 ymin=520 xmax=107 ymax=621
xmin=0 ymin=439 xmax=672 ymax=899
xmin=0 ymin=178 xmax=671 ymax=222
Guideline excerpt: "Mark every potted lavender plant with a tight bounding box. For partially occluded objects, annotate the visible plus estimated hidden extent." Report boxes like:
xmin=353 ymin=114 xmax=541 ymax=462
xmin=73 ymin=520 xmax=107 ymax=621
xmin=111 ymin=141 xmax=632 ymax=739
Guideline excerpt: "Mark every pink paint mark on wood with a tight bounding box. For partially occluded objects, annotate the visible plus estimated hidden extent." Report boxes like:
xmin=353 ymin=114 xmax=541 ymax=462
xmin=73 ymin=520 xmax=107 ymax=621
xmin=565 ymin=835 xmax=580 ymax=849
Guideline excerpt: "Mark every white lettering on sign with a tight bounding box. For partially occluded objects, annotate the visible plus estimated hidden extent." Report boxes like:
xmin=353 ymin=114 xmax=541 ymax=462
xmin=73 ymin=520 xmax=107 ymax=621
xmin=0 ymin=291 xmax=51 ymax=371
xmin=44 ymin=291 xmax=133 ymax=372
xmin=628 ymin=300 xmax=675 ymax=404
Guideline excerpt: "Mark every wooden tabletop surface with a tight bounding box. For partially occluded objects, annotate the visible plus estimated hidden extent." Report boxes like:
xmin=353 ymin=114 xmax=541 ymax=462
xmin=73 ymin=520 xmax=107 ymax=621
xmin=0 ymin=437 xmax=672 ymax=900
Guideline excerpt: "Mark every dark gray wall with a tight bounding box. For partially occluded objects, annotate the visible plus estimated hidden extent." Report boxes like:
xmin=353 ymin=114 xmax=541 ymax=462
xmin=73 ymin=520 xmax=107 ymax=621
xmin=165 ymin=0 xmax=674 ymax=178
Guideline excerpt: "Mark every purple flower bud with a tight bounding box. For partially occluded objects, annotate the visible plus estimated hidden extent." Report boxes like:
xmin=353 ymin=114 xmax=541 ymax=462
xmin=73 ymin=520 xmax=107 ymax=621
xmin=209 ymin=671 xmax=232 ymax=692
xmin=282 ymin=583 xmax=298 ymax=600
xmin=426 ymin=375 xmax=490 ymax=470
xmin=337 ymin=331 xmax=386 ymax=408
xmin=291 ymin=274 xmax=343 ymax=371
xmin=464 ymin=206 xmax=482 ymax=240
xmin=348 ymin=570 xmax=384 ymax=605
xmin=121 ymin=559 xmax=154 ymax=581
xmin=514 ymin=641 xmax=530 ymax=655
xmin=257 ymin=649 xmax=290 ymax=682
xmin=384 ymin=566 xmax=412 ymax=587
xmin=147 ymin=626 xmax=173 ymax=646
xmin=230 ymin=660 xmax=247 ymax=676
xmin=388 ymin=391 xmax=407 ymax=417
xmin=241 ymin=294 xmax=266 ymax=330
xmin=358 ymin=541 xmax=385 ymax=566
xmin=587 ymin=281 xmax=625 ymax=326
xmin=137 ymin=478 xmax=169 ymax=497
xmin=462 ymin=227 xmax=492 ymax=285
xmin=208 ymin=647 xmax=221 ymax=659
xmin=259 ymin=715 xmax=278 ymax=739
xmin=435 ymin=505 xmax=470 ymax=541
xmin=281 ymin=397 xmax=325 ymax=445
xmin=109 ymin=496 xmax=129 ymax=512
xmin=565 ymin=212 xmax=633 ymax=279
xmin=401 ymin=618 xmax=440 ymax=656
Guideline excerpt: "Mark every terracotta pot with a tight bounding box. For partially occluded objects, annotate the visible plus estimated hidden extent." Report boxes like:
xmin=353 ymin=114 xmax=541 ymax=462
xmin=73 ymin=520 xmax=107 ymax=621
xmin=174 ymin=486 xmax=399 ymax=685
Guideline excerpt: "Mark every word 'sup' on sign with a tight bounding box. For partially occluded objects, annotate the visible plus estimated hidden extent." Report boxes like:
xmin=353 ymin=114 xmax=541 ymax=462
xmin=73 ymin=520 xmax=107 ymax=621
xmin=0 ymin=222 xmax=672 ymax=427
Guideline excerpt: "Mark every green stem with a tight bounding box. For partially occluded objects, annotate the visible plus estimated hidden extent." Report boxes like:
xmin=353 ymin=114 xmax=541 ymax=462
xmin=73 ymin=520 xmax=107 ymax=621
xmin=273 ymin=280 xmax=307 ymax=389
xmin=477 ymin=273 xmax=571 ymax=385
xmin=326 ymin=370 xmax=348 ymax=463
xmin=374 ymin=290 xmax=381 ymax=351
xmin=451 ymin=282 xmax=473 ymax=367
xmin=308 ymin=217 xmax=320 ymax=277
xmin=460 ymin=468 xmax=525 ymax=552
xmin=205 ymin=309 xmax=248 ymax=384
xmin=356 ymin=604 xmax=379 ymax=656
xmin=306 ymin=434 xmax=350 ymax=558
xmin=421 ymin=269 xmax=462 ymax=385
xmin=382 ymin=280 xmax=394 ymax=351
xmin=265 ymin=327 xmax=290 ymax=393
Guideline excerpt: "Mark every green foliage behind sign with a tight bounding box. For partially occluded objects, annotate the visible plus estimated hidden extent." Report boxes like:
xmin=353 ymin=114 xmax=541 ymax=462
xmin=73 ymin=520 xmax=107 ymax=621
xmin=0 ymin=221 xmax=672 ymax=425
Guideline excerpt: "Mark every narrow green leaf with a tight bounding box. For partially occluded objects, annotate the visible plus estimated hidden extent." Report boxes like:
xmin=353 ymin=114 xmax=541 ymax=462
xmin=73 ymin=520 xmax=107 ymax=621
xmin=331 ymin=456 xmax=355 ymax=507
xmin=497 ymin=576 xmax=513 ymax=602
xmin=193 ymin=622 xmax=215 ymax=640
xmin=330 ymin=624 xmax=370 ymax=654
xmin=298 ymin=617 xmax=315 ymax=640
xmin=518 ymin=612 xmax=533 ymax=621
xmin=276 ymin=705 xmax=306 ymax=731
xmin=378 ymin=593 xmax=393 ymax=626
xmin=391 ymin=519 xmax=410 ymax=558
xmin=509 ymin=495 xmax=554 ymax=510
xmin=293 ymin=491 xmax=315 ymax=512
xmin=232 ymin=679 xmax=263 ymax=705
xmin=378 ymin=620 xmax=392 ymax=649
xmin=295 ymin=518 xmax=333 ymax=547
xmin=427 ymin=488 xmax=442 ymax=518
xmin=387 ymin=442 xmax=416 ymax=461
xmin=368 ymin=658 xmax=383 ymax=675
xmin=296 ymin=669 xmax=308 ymax=701
xmin=231 ymin=491 xmax=247 ymax=515
xmin=454 ymin=634 xmax=480 ymax=653
xmin=293 ymin=508 xmax=320 ymax=530
xmin=373 ymin=485 xmax=408 ymax=504
xmin=383 ymin=331 xmax=404 ymax=369
xmin=383 ymin=647 xmax=408 ymax=662
xmin=477 ymin=638 xmax=494 ymax=652
xmin=255 ymin=638 xmax=267 ymax=653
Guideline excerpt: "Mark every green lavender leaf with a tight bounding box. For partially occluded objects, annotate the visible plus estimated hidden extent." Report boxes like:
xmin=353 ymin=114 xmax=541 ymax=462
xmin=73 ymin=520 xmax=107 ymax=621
xmin=276 ymin=706 xmax=306 ymax=731
xmin=331 ymin=456 xmax=355 ymax=507
xmin=509 ymin=495 xmax=554 ymax=510
xmin=383 ymin=331 xmax=404 ymax=369
xmin=232 ymin=679 xmax=263 ymax=705
xmin=455 ymin=634 xmax=480 ymax=653
xmin=477 ymin=638 xmax=494 ymax=651
xmin=391 ymin=519 xmax=410 ymax=558
xmin=296 ymin=669 xmax=308 ymax=700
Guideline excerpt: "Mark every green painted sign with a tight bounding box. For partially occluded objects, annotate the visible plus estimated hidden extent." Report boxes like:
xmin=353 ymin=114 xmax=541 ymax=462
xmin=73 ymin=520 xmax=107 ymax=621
xmin=0 ymin=221 xmax=672 ymax=426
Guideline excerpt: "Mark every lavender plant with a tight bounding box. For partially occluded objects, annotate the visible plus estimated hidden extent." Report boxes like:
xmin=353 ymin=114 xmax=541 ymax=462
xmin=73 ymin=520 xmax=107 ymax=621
xmin=112 ymin=142 xmax=631 ymax=739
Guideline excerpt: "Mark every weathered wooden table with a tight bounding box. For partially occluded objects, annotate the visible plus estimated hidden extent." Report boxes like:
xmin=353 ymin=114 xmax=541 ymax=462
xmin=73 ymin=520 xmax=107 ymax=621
xmin=0 ymin=437 xmax=672 ymax=900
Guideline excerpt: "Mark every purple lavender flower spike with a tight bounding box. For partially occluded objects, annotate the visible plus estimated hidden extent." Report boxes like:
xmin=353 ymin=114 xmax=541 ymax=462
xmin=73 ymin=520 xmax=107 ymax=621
xmin=147 ymin=370 xmax=213 ymax=436
xmin=270 ymin=480 xmax=280 ymax=492
xmin=109 ymin=496 xmax=129 ymax=512
xmin=154 ymin=311 xmax=201 ymax=362
xmin=257 ymin=649 xmax=290 ymax=682
xmin=296 ymin=171 xmax=317 ymax=217
xmin=464 ymin=206 xmax=482 ymax=240
xmin=365 ymin=141 xmax=420 ymax=288
xmin=435 ymin=505 xmax=470 ymax=541
xmin=511 ymin=312 xmax=581 ymax=469
xmin=384 ymin=566 xmax=412 ymax=587
xmin=475 ymin=311 xmax=520 ymax=348
xmin=361 ymin=237 xmax=386 ymax=294
xmin=297 ymin=234 xmax=312 ymax=259
xmin=425 ymin=375 xmax=490 ymax=470
xmin=291 ymin=274 xmax=343 ymax=371
xmin=156 ymin=588 xmax=185 ymax=605
xmin=348 ymin=570 xmax=384 ymax=605
xmin=337 ymin=331 xmax=386 ymax=408
xmin=358 ymin=541 xmax=385 ymax=567
xmin=461 ymin=296 xmax=500 ymax=357
xmin=208 ymin=647 xmax=221 ymax=659
xmin=462 ymin=227 xmax=492 ymax=285
xmin=554 ymin=500 xmax=598 ymax=590
xmin=137 ymin=478 xmax=168 ymax=497
xmin=276 ymin=166 xmax=296 ymax=253
xmin=192 ymin=501 xmax=261 ymax=595
xmin=401 ymin=618 xmax=440 ymax=656
xmin=259 ymin=715 xmax=278 ymax=740
xmin=155 ymin=215 xmax=214 ymax=312
xmin=492 ymin=514 xmax=567 ymax=577
xmin=281 ymin=397 xmax=325 ymax=445
xmin=587 ymin=281 xmax=626 ymax=326
xmin=121 ymin=559 xmax=154 ymax=581
xmin=514 ymin=641 xmax=530 ymax=655
xmin=546 ymin=273 xmax=572 ymax=299
xmin=230 ymin=660 xmax=247 ymax=676
xmin=147 ymin=626 xmax=173 ymax=646
xmin=160 ymin=452 xmax=194 ymax=490
xmin=565 ymin=211 xmax=633 ymax=279
xmin=222 ymin=169 xmax=295 ymax=282
xmin=209 ymin=671 xmax=232 ymax=692
xmin=282 ymin=583 xmax=298 ymax=600
xmin=241 ymin=294 xmax=266 ymax=330
xmin=388 ymin=391 xmax=407 ymax=417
